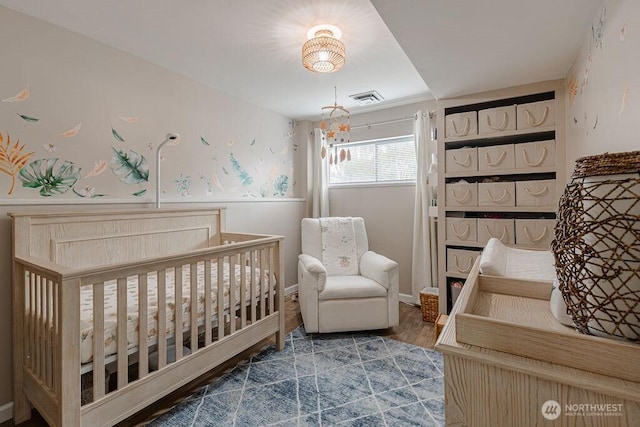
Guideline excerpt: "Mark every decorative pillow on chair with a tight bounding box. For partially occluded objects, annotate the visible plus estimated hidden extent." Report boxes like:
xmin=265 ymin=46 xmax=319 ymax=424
xmin=319 ymin=217 xmax=359 ymax=276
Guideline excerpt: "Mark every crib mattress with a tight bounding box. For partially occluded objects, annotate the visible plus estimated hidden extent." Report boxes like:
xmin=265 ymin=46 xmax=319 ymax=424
xmin=79 ymin=262 xmax=270 ymax=364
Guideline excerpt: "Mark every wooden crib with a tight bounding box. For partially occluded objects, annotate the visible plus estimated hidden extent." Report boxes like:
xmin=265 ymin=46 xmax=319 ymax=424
xmin=10 ymin=208 xmax=285 ymax=426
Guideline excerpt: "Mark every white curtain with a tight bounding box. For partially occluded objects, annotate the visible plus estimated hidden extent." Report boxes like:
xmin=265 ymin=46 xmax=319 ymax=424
xmin=411 ymin=111 xmax=434 ymax=299
xmin=311 ymin=128 xmax=329 ymax=218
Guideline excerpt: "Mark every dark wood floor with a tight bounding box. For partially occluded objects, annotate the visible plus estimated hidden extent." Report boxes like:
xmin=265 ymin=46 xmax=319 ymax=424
xmin=5 ymin=296 xmax=435 ymax=427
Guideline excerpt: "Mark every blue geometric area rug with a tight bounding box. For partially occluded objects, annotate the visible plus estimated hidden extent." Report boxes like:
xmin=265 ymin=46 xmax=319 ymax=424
xmin=150 ymin=326 xmax=445 ymax=426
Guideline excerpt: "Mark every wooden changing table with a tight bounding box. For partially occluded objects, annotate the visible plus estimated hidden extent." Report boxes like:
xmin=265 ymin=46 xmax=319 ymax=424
xmin=435 ymin=260 xmax=640 ymax=426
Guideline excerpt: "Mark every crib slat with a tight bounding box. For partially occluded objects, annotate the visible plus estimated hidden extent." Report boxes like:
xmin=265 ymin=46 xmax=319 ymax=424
xmin=229 ymin=255 xmax=236 ymax=334
xmin=174 ymin=267 xmax=183 ymax=361
xmin=52 ymin=280 xmax=59 ymax=394
xmin=36 ymin=274 xmax=43 ymax=377
xmin=93 ymin=282 xmax=105 ymax=400
xmin=157 ymin=270 xmax=167 ymax=370
xmin=58 ymin=278 xmax=81 ymax=425
xmin=23 ymin=272 xmax=31 ymax=373
xmin=42 ymin=276 xmax=49 ymax=386
xmin=240 ymin=253 xmax=247 ymax=329
xmin=260 ymin=249 xmax=266 ymax=320
xmin=138 ymin=273 xmax=149 ymax=379
xmin=41 ymin=276 xmax=48 ymax=381
xmin=268 ymin=247 xmax=274 ymax=315
xmin=204 ymin=260 xmax=212 ymax=346
xmin=116 ymin=278 xmax=128 ymax=389
xmin=250 ymin=251 xmax=257 ymax=324
xmin=217 ymin=258 xmax=224 ymax=341
xmin=12 ymin=264 xmax=29 ymax=423
xmin=190 ymin=262 xmax=198 ymax=353
xmin=30 ymin=274 xmax=36 ymax=376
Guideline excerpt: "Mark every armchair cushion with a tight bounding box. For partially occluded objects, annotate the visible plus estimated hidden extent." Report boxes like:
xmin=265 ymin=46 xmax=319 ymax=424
xmin=298 ymin=254 xmax=327 ymax=292
xmin=319 ymin=275 xmax=387 ymax=300
xmin=360 ymin=251 xmax=399 ymax=290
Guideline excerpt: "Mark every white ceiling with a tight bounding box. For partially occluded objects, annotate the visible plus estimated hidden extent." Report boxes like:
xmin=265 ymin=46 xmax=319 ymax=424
xmin=0 ymin=0 xmax=602 ymax=121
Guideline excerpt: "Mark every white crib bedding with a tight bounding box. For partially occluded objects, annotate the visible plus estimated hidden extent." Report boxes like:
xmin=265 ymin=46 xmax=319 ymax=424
xmin=79 ymin=262 xmax=270 ymax=364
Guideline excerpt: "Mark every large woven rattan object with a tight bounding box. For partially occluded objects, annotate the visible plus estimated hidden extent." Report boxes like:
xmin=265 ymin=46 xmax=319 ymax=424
xmin=552 ymin=151 xmax=640 ymax=341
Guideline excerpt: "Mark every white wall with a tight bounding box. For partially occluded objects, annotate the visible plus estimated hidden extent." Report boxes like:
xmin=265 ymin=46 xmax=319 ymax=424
xmin=565 ymin=0 xmax=640 ymax=176
xmin=326 ymin=101 xmax=437 ymax=297
xmin=0 ymin=7 xmax=306 ymax=410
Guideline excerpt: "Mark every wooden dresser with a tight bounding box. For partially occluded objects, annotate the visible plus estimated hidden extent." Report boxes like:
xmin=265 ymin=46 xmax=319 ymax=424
xmin=435 ymin=260 xmax=640 ymax=426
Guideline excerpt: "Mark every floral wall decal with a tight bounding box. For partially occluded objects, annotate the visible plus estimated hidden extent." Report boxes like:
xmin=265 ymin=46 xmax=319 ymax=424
xmin=0 ymin=10 xmax=299 ymax=201
xmin=173 ymin=173 xmax=191 ymax=197
xmin=565 ymin=0 xmax=639 ymax=166
xmin=0 ymin=132 xmax=35 ymax=195
xmin=19 ymin=158 xmax=81 ymax=196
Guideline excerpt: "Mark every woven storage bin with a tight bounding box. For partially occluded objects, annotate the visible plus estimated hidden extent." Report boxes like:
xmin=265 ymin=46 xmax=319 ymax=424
xmin=420 ymin=287 xmax=439 ymax=323
xmin=552 ymin=150 xmax=640 ymax=341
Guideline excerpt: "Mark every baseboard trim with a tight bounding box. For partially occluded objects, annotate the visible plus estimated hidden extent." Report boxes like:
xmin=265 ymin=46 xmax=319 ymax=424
xmin=399 ymin=293 xmax=419 ymax=306
xmin=0 ymin=401 xmax=13 ymax=424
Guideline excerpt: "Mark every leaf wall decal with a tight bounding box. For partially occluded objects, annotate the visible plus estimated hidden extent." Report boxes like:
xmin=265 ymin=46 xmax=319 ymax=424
xmin=1 ymin=85 xmax=30 ymax=103
xmin=212 ymin=173 xmax=225 ymax=191
xmin=200 ymin=136 xmax=210 ymax=146
xmin=132 ymin=188 xmax=147 ymax=197
xmin=110 ymin=147 xmax=149 ymax=184
xmin=273 ymin=175 xmax=289 ymax=196
xmin=119 ymin=116 xmax=139 ymax=123
xmin=229 ymin=153 xmax=253 ymax=187
xmin=72 ymin=186 xmax=105 ymax=198
xmin=19 ymin=158 xmax=81 ymax=196
xmin=61 ymin=123 xmax=82 ymax=138
xmin=112 ymin=128 xmax=125 ymax=142
xmin=0 ymin=132 xmax=35 ymax=195
xmin=83 ymin=159 xmax=108 ymax=178
xmin=17 ymin=113 xmax=39 ymax=123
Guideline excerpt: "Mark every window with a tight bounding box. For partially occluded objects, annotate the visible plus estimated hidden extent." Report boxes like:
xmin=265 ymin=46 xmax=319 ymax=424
xmin=329 ymin=135 xmax=416 ymax=185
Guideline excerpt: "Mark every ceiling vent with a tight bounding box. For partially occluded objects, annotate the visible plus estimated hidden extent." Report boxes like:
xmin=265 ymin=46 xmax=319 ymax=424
xmin=349 ymin=90 xmax=384 ymax=106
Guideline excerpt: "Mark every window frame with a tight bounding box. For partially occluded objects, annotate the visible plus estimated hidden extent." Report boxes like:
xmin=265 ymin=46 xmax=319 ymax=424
xmin=327 ymin=134 xmax=417 ymax=188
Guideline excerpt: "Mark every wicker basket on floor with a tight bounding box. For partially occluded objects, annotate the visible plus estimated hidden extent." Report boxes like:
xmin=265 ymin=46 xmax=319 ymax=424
xmin=420 ymin=288 xmax=439 ymax=323
xmin=552 ymin=150 xmax=640 ymax=341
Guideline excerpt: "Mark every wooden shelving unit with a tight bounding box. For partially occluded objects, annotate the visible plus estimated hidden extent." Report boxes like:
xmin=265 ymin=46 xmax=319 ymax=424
xmin=435 ymin=80 xmax=566 ymax=314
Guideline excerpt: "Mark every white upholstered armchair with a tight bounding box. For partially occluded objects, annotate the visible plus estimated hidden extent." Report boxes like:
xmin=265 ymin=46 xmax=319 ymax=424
xmin=297 ymin=217 xmax=399 ymax=333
